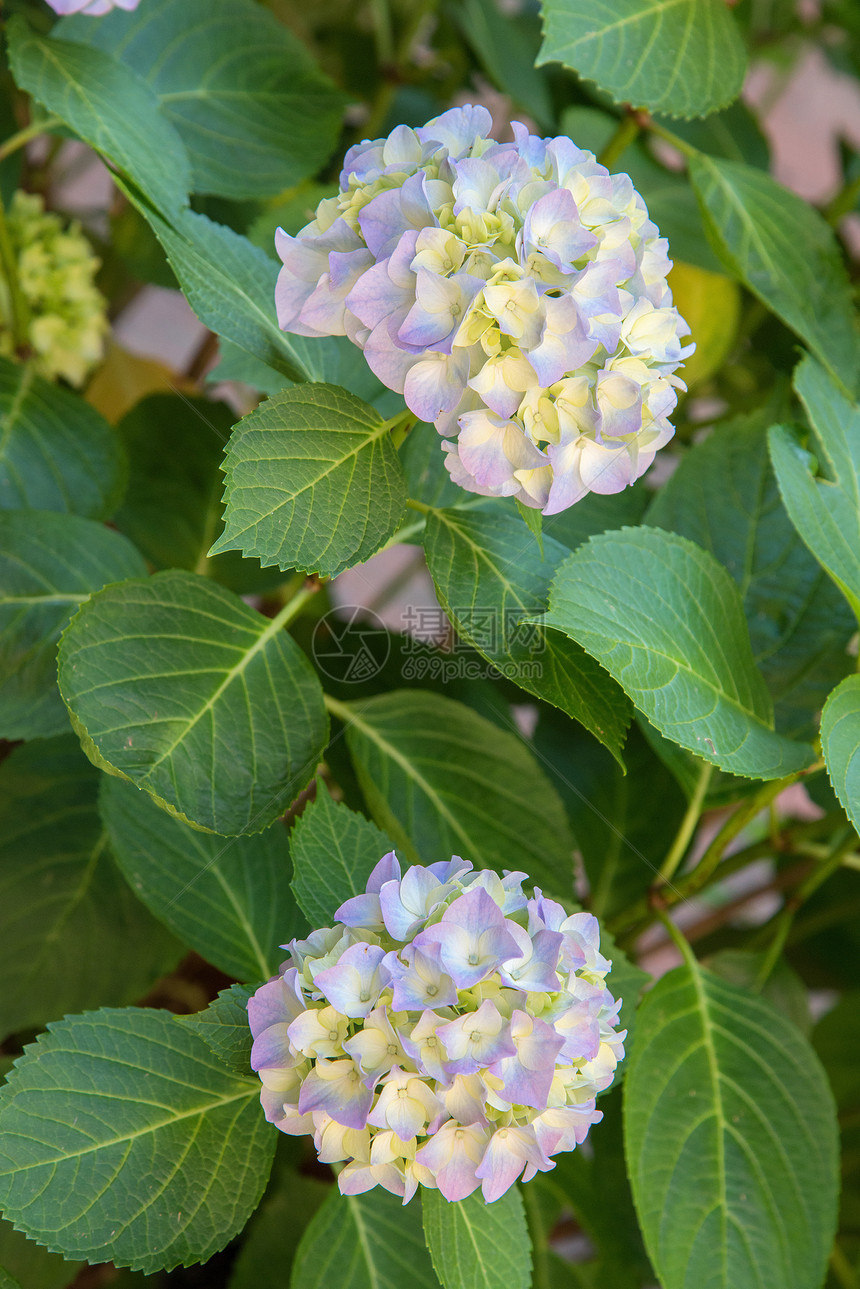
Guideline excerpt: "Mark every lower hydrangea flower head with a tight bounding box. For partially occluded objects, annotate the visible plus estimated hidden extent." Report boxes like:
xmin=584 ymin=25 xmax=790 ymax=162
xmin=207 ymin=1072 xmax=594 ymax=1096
xmin=248 ymin=854 xmax=625 ymax=1204
xmin=46 ymin=0 xmax=140 ymax=13
xmin=0 ymin=192 xmax=108 ymax=386
xmin=275 ymin=106 xmax=693 ymax=513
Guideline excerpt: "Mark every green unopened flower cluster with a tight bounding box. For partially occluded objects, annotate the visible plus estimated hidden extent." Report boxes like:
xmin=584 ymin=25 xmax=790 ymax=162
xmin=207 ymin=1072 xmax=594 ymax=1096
xmin=0 ymin=191 xmax=108 ymax=386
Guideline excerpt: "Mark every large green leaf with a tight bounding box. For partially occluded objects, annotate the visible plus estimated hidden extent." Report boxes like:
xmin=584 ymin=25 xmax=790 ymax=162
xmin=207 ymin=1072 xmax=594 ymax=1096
xmin=0 ymin=360 xmax=125 ymax=520
xmin=540 ymin=527 xmax=816 ymax=778
xmin=101 ymin=775 xmax=305 ymax=980
xmin=211 ymin=386 xmax=407 ymax=579
xmin=533 ymin=710 xmax=686 ymax=920
xmin=0 ymin=1009 xmax=274 ymax=1273
xmin=0 ymin=510 xmax=147 ymax=741
xmin=648 ymin=415 xmax=857 ymax=740
xmin=422 ymin=1187 xmax=531 ymax=1289
xmin=423 ymin=507 xmax=630 ymax=763
xmin=290 ymin=785 xmax=396 ymax=927
xmin=6 ymin=18 xmax=189 ymax=218
xmin=59 ymin=0 xmax=344 ymax=200
xmin=769 ymin=356 xmax=860 ymax=623
xmin=57 ymin=569 xmax=328 ymax=835
xmin=537 ymin=0 xmax=747 ymax=119
xmin=333 ymin=689 xmax=574 ymax=896
xmin=689 ymin=155 xmax=859 ymax=392
xmin=820 ymin=675 xmax=860 ymax=837
xmin=624 ymin=954 xmax=839 ymax=1289
xmin=291 ymin=1188 xmax=437 ymax=1289
xmin=0 ymin=737 xmax=179 ymax=1041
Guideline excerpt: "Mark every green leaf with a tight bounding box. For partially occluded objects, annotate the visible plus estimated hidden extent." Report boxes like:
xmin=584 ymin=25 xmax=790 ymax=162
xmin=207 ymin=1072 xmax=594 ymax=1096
xmin=624 ymin=955 xmax=839 ymax=1289
xmin=820 ymin=675 xmax=860 ymax=837
xmin=423 ymin=507 xmax=630 ymax=763
xmin=58 ymin=0 xmax=345 ymax=200
xmin=101 ymin=775 xmax=305 ymax=979
xmin=0 ymin=1270 xmax=20 ymax=1289
xmin=211 ymin=385 xmax=407 ymax=579
xmin=175 ymin=986 xmax=254 ymax=1076
xmin=689 ymin=155 xmax=859 ymax=392
xmin=769 ymin=355 xmax=860 ymax=623
xmin=333 ymin=689 xmax=575 ymax=896
xmin=0 ymin=359 xmax=125 ymax=520
xmin=290 ymin=785 xmax=396 ymax=926
xmin=7 ymin=17 xmax=189 ymax=218
xmin=540 ymin=527 xmax=817 ymax=778
xmin=58 ymin=569 xmax=328 ymax=835
xmin=0 ymin=1008 xmax=274 ymax=1273
xmin=537 ymin=0 xmax=747 ymax=119
xmin=0 ymin=510 xmax=147 ymax=741
xmin=0 ymin=736 xmax=179 ymax=1041
xmin=647 ymin=415 xmax=857 ymax=740
xmin=533 ymin=710 xmax=686 ymax=920
xmin=422 ymin=1187 xmax=531 ymax=1289
xmin=291 ymin=1187 xmax=437 ymax=1289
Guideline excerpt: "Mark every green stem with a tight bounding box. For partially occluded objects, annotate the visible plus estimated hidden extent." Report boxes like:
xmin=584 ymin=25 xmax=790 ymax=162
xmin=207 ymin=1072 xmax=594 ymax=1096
xmin=645 ymin=118 xmax=699 ymax=160
xmin=370 ymin=0 xmax=395 ymax=65
xmin=597 ymin=113 xmax=642 ymax=169
xmin=826 ymin=171 xmax=860 ymax=226
xmin=0 ymin=114 xmax=62 ymax=165
xmin=0 ymin=190 xmax=30 ymax=352
xmin=385 ymin=408 xmax=416 ymax=449
xmin=675 ymin=765 xmax=821 ymax=900
xmin=655 ymin=761 xmax=714 ymax=886
xmin=268 ymin=581 xmax=322 ymax=631
xmin=754 ymin=831 xmax=855 ymax=988
xmin=610 ymin=770 xmax=828 ymax=941
xmin=830 ymin=1240 xmax=860 ymax=1289
xmin=654 ymin=906 xmax=695 ymax=964
xmin=405 ymin=496 xmax=433 ymax=515
xmin=324 ymin=692 xmax=353 ymax=724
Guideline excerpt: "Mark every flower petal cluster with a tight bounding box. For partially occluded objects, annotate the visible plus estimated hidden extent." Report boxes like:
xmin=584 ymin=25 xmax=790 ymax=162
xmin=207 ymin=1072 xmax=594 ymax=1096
xmin=248 ymin=854 xmax=625 ymax=1204
xmin=46 ymin=0 xmax=140 ymax=13
xmin=0 ymin=192 xmax=108 ymax=386
xmin=275 ymin=106 xmax=692 ymax=513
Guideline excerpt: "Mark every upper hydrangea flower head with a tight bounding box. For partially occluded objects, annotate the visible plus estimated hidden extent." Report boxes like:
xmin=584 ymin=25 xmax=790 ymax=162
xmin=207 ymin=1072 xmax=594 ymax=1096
xmin=248 ymin=853 xmax=625 ymax=1204
xmin=0 ymin=192 xmax=108 ymax=386
xmin=275 ymin=106 xmax=693 ymax=514
xmin=46 ymin=0 xmax=140 ymax=13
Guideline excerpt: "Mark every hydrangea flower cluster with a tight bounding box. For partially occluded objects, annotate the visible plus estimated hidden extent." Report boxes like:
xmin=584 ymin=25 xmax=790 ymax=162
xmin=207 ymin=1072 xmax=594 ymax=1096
xmin=0 ymin=192 xmax=108 ymax=386
xmin=275 ymin=105 xmax=692 ymax=513
xmin=46 ymin=0 xmax=140 ymax=13
xmin=248 ymin=854 xmax=624 ymax=1204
